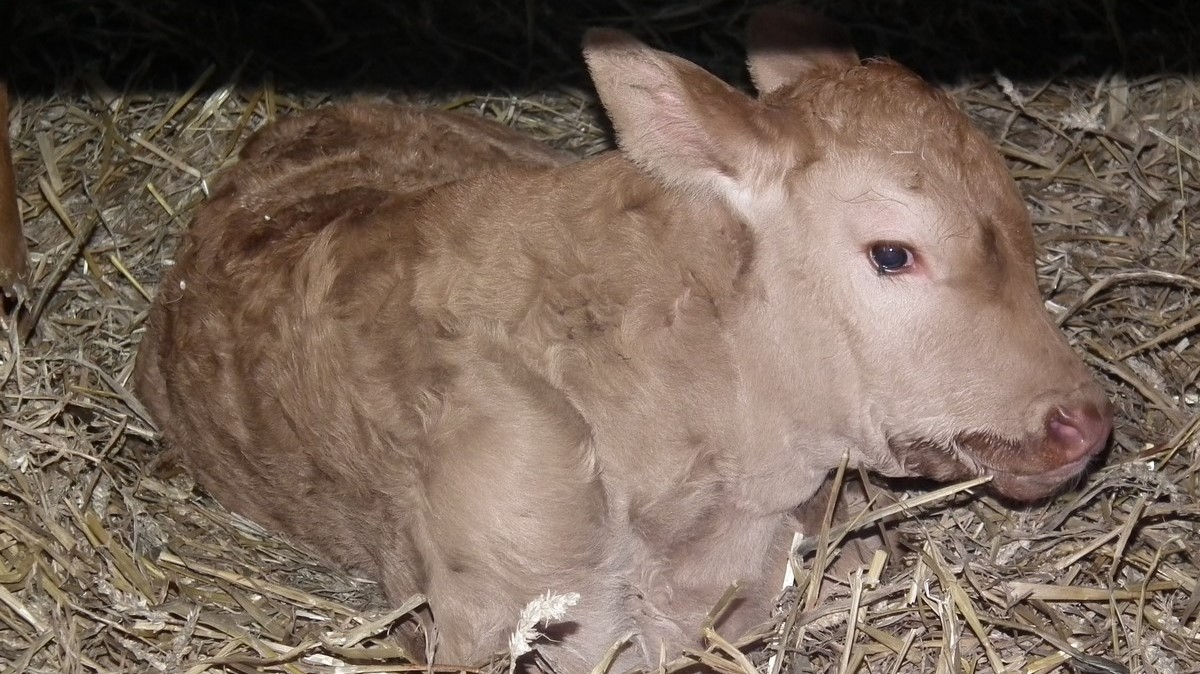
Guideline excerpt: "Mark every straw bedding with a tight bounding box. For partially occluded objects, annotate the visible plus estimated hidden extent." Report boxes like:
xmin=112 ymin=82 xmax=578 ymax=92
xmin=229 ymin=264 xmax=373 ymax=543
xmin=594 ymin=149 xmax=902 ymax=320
xmin=2 ymin=1 xmax=1197 ymax=672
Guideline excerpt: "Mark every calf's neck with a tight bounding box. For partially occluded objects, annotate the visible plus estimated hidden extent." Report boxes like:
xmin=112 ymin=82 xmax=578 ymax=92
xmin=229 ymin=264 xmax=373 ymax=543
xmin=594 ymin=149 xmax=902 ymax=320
xmin=134 ymin=6 xmax=1113 ymax=671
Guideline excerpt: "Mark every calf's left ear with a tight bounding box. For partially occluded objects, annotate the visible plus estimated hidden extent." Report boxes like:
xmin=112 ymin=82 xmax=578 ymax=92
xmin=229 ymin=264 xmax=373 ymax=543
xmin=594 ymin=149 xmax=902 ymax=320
xmin=746 ymin=5 xmax=860 ymax=95
xmin=583 ymin=28 xmax=775 ymax=198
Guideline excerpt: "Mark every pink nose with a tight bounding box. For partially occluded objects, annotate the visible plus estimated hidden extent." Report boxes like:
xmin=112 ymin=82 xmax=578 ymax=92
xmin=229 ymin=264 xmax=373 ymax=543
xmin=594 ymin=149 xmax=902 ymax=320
xmin=1045 ymin=403 xmax=1113 ymax=464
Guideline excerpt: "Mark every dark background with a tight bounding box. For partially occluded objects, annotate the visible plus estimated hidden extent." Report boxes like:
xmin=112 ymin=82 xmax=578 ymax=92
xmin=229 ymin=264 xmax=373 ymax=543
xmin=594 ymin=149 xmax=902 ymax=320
xmin=5 ymin=0 xmax=1197 ymax=97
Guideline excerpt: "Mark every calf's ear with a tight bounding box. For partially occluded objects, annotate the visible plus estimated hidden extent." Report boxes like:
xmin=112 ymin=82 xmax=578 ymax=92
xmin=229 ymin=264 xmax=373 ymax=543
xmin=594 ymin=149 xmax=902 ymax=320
xmin=746 ymin=5 xmax=859 ymax=95
xmin=583 ymin=28 xmax=772 ymax=198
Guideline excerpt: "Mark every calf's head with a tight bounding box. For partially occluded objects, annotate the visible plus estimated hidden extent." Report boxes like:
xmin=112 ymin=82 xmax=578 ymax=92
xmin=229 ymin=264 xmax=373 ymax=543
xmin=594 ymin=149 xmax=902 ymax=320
xmin=584 ymin=6 xmax=1112 ymax=501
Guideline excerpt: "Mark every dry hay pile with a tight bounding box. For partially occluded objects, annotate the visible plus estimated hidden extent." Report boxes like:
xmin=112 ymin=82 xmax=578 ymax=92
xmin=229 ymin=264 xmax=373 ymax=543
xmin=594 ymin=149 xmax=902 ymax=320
xmin=1 ymin=1 xmax=1198 ymax=673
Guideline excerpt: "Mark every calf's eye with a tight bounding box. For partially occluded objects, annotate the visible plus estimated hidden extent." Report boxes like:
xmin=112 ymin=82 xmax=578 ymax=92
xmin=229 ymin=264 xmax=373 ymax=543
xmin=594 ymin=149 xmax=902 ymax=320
xmin=869 ymin=243 xmax=915 ymax=274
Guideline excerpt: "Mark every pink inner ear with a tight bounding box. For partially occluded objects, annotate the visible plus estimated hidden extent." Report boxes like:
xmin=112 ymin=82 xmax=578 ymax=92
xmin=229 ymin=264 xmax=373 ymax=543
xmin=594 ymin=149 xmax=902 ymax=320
xmin=746 ymin=6 xmax=859 ymax=94
xmin=635 ymin=77 xmax=738 ymax=180
xmin=585 ymin=32 xmax=759 ymax=190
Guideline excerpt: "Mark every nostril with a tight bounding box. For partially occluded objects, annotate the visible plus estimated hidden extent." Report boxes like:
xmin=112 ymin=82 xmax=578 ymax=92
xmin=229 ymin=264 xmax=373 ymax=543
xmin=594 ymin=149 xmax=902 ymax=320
xmin=1047 ymin=411 xmax=1084 ymax=449
xmin=1045 ymin=404 xmax=1112 ymax=463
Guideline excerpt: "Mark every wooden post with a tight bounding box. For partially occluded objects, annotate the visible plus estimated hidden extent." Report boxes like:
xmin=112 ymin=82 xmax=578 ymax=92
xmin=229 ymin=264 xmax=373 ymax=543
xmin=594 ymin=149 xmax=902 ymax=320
xmin=0 ymin=82 xmax=29 ymax=294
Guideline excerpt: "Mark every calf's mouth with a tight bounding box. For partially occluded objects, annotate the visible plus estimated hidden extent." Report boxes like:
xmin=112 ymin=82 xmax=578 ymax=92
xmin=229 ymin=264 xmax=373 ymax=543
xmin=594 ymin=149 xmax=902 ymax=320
xmin=888 ymin=404 xmax=1113 ymax=502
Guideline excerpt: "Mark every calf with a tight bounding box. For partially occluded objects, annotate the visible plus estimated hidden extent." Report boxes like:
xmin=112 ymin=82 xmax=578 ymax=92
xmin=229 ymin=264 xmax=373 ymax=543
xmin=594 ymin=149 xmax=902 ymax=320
xmin=134 ymin=6 xmax=1112 ymax=672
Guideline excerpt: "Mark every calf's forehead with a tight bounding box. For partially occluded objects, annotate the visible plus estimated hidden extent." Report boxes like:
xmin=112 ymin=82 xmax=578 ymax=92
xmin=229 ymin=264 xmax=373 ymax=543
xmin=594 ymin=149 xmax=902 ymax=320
xmin=766 ymin=63 xmax=1037 ymax=261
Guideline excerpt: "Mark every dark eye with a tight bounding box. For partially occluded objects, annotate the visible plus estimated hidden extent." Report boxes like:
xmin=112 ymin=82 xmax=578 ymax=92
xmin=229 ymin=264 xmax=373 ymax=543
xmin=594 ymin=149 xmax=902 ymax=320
xmin=869 ymin=243 xmax=915 ymax=274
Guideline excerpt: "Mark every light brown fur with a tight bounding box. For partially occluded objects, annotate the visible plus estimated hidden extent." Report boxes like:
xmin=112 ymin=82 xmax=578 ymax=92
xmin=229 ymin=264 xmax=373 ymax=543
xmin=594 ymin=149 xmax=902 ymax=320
xmin=134 ymin=7 xmax=1112 ymax=672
